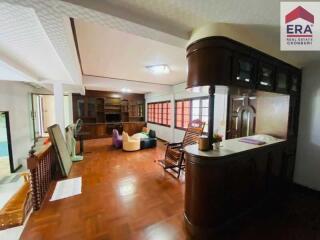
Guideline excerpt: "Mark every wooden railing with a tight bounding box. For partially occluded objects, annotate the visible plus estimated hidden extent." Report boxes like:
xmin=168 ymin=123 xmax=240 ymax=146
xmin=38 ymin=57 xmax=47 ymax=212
xmin=27 ymin=143 xmax=58 ymax=210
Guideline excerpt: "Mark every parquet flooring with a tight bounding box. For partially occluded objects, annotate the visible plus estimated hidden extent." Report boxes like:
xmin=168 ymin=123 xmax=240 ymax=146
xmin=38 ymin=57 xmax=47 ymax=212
xmin=21 ymin=138 xmax=188 ymax=240
xmin=20 ymin=138 xmax=320 ymax=240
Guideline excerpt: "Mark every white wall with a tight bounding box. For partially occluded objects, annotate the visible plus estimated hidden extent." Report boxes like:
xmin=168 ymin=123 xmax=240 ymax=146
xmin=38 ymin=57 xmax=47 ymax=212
xmin=64 ymin=94 xmax=73 ymax=126
xmin=42 ymin=95 xmax=55 ymax=131
xmin=145 ymin=82 xmax=228 ymax=143
xmin=0 ymin=81 xmax=35 ymax=169
xmin=294 ymin=62 xmax=320 ymax=191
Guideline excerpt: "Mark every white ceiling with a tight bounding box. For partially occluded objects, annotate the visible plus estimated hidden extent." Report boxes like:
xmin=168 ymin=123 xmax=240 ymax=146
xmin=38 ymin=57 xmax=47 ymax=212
xmin=0 ymin=59 xmax=34 ymax=82
xmin=65 ymin=0 xmax=320 ymax=68
xmin=2 ymin=0 xmax=320 ymax=94
xmin=0 ymin=2 xmax=73 ymax=83
xmin=0 ymin=0 xmax=186 ymax=93
xmin=75 ymin=19 xmax=187 ymax=85
xmin=64 ymin=0 xmax=298 ymax=37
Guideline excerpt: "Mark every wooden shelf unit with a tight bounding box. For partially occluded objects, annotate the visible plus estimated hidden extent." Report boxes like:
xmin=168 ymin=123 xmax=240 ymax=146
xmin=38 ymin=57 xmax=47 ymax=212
xmin=73 ymin=90 xmax=145 ymax=124
xmin=72 ymin=90 xmax=146 ymax=139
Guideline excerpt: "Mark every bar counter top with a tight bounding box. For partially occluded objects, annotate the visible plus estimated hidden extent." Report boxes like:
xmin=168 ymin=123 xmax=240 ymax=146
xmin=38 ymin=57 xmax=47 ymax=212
xmin=184 ymin=135 xmax=286 ymax=161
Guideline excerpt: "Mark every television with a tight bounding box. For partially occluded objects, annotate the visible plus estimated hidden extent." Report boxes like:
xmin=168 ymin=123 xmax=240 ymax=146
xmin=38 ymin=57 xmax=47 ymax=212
xmin=106 ymin=113 xmax=121 ymax=123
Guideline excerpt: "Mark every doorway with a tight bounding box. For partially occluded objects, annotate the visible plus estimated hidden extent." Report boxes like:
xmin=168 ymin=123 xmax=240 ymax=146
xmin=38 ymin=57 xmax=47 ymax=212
xmin=0 ymin=112 xmax=14 ymax=176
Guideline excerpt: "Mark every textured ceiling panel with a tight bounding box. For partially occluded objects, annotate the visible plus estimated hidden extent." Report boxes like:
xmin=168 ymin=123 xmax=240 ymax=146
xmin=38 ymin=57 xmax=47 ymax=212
xmin=100 ymin=0 xmax=282 ymax=28
xmin=3 ymin=0 xmax=186 ymax=86
xmin=61 ymin=0 xmax=320 ymax=69
xmin=2 ymin=0 xmax=319 ymax=90
xmin=0 ymin=2 xmax=73 ymax=82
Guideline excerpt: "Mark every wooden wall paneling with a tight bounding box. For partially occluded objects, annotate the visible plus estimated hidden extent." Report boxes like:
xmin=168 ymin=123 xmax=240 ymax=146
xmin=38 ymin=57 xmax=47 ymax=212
xmin=255 ymin=91 xmax=290 ymax=139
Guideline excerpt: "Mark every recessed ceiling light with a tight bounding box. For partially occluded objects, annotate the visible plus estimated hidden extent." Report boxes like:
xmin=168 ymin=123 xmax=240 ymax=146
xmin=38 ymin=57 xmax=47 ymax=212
xmin=145 ymin=64 xmax=170 ymax=74
xmin=121 ymin=88 xmax=131 ymax=93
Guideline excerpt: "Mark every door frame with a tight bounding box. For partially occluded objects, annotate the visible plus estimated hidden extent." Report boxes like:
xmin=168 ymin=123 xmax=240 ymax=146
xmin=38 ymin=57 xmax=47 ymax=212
xmin=1 ymin=111 xmax=20 ymax=173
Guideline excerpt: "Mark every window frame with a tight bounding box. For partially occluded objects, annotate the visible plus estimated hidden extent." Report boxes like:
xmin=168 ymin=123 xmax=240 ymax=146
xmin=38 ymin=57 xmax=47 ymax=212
xmin=147 ymin=101 xmax=171 ymax=127
xmin=174 ymin=96 xmax=209 ymax=131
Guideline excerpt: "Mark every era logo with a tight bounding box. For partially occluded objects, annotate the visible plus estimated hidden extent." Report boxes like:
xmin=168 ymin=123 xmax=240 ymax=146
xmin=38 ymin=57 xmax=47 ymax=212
xmin=285 ymin=6 xmax=314 ymax=37
xmin=287 ymin=24 xmax=312 ymax=34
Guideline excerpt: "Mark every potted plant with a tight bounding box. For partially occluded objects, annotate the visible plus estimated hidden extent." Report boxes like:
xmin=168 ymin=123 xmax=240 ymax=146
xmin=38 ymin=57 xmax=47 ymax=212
xmin=212 ymin=133 xmax=223 ymax=150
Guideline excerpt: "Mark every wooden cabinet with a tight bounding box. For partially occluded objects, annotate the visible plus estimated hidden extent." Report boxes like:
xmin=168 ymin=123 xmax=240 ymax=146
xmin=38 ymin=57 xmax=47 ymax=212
xmin=232 ymin=54 xmax=256 ymax=88
xmin=224 ymin=155 xmax=256 ymax=217
xmin=73 ymin=90 xmax=145 ymax=124
xmin=187 ymin=37 xmax=301 ymax=97
xmin=128 ymin=100 xmax=144 ymax=122
xmin=79 ymin=122 xmax=145 ymax=140
xmin=73 ymin=96 xmax=96 ymax=123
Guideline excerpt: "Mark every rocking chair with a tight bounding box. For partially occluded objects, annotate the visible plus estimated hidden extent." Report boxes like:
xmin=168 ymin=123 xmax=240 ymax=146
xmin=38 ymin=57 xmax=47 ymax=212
xmin=160 ymin=120 xmax=205 ymax=178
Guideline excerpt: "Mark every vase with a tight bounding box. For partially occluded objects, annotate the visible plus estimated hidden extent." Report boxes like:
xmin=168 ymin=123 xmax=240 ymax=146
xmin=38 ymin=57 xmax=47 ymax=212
xmin=213 ymin=142 xmax=220 ymax=151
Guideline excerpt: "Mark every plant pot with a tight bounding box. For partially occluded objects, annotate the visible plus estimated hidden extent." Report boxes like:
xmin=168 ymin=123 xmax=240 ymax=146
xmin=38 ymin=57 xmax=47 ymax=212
xmin=213 ymin=142 xmax=220 ymax=151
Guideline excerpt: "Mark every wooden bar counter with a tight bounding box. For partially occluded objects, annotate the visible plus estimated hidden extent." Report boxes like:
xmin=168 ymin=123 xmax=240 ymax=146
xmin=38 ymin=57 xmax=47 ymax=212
xmin=184 ymin=136 xmax=288 ymax=238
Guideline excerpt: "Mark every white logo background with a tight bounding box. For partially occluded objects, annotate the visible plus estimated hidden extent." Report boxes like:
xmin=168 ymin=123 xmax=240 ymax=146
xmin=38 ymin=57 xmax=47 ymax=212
xmin=281 ymin=2 xmax=320 ymax=51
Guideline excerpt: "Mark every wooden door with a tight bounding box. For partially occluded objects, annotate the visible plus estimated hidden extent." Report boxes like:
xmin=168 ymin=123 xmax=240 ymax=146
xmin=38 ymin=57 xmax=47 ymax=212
xmin=227 ymin=95 xmax=256 ymax=139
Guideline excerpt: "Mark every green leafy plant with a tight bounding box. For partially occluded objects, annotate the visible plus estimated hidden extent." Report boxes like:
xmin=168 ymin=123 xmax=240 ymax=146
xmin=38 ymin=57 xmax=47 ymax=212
xmin=212 ymin=133 xmax=223 ymax=143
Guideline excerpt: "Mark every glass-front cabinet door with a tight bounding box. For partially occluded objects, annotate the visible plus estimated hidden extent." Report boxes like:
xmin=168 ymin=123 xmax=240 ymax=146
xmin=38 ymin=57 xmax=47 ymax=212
xmin=290 ymin=71 xmax=300 ymax=94
xmin=275 ymin=68 xmax=289 ymax=94
xmin=233 ymin=54 xmax=256 ymax=88
xmin=257 ymin=62 xmax=275 ymax=91
xmin=77 ymin=98 xmax=85 ymax=118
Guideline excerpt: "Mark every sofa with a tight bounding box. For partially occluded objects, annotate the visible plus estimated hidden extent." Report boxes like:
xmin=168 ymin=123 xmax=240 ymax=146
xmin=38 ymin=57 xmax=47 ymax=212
xmin=122 ymin=131 xmax=140 ymax=151
xmin=140 ymin=130 xmax=157 ymax=149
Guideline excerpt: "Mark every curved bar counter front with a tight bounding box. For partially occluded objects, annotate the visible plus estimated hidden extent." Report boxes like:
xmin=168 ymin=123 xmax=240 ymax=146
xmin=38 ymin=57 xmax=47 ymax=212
xmin=184 ymin=137 xmax=287 ymax=237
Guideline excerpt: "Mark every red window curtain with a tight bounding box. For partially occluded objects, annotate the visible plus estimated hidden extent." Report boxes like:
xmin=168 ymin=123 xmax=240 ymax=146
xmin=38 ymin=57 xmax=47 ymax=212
xmin=148 ymin=104 xmax=151 ymax=122
xmin=148 ymin=101 xmax=171 ymax=126
xmin=183 ymin=100 xmax=191 ymax=128
xmin=158 ymin=103 xmax=163 ymax=124
xmin=167 ymin=102 xmax=171 ymax=126
xmin=176 ymin=101 xmax=183 ymax=128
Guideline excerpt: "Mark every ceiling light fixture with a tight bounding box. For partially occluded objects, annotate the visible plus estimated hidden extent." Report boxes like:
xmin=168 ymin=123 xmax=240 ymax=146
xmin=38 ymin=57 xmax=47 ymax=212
xmin=121 ymin=88 xmax=132 ymax=93
xmin=145 ymin=64 xmax=170 ymax=74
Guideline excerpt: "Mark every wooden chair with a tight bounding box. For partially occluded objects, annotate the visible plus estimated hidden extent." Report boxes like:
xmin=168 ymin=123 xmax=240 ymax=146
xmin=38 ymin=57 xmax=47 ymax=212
xmin=160 ymin=120 xmax=205 ymax=178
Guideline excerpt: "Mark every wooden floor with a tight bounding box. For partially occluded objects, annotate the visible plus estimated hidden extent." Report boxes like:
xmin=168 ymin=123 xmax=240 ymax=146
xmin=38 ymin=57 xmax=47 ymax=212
xmin=21 ymin=138 xmax=188 ymax=240
xmin=21 ymin=138 xmax=320 ymax=240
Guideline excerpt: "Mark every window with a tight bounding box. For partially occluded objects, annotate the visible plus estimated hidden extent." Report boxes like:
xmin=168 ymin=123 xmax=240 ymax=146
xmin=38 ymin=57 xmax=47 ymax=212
xmin=147 ymin=101 xmax=171 ymax=126
xmin=175 ymin=97 xmax=209 ymax=132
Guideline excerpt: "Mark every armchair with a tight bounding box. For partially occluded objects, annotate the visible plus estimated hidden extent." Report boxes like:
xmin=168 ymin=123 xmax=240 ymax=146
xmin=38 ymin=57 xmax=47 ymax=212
xmin=112 ymin=129 xmax=122 ymax=148
xmin=122 ymin=131 xmax=140 ymax=151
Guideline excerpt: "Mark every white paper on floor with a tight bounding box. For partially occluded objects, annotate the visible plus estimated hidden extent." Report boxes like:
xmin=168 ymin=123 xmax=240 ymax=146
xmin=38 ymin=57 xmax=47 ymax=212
xmin=50 ymin=177 xmax=82 ymax=201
